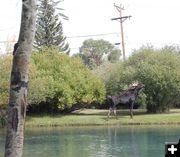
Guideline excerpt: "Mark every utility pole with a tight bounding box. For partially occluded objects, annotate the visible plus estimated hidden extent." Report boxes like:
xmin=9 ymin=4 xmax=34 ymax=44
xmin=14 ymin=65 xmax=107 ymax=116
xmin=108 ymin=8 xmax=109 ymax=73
xmin=111 ymin=3 xmax=131 ymax=61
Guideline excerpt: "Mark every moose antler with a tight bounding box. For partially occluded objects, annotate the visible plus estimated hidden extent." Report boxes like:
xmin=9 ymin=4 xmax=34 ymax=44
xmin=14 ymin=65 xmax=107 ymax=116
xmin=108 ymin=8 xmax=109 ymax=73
xmin=129 ymin=81 xmax=139 ymax=88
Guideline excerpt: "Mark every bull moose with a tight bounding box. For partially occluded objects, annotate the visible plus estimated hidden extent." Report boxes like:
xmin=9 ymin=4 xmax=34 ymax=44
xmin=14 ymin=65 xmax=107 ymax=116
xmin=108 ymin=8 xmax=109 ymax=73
xmin=107 ymin=82 xmax=145 ymax=119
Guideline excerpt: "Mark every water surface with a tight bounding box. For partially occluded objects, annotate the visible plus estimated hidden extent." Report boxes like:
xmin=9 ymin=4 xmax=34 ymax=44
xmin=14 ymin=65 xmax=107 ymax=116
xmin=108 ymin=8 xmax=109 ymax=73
xmin=0 ymin=126 xmax=180 ymax=157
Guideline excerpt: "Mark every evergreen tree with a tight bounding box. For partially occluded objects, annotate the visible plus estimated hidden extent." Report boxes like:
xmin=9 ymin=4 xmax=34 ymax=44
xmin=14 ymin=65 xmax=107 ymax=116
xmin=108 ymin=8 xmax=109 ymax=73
xmin=34 ymin=0 xmax=70 ymax=54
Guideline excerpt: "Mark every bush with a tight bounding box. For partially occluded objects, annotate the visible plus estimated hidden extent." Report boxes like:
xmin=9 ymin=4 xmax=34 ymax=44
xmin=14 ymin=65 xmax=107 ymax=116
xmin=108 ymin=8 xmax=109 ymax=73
xmin=0 ymin=55 xmax=12 ymax=108
xmin=95 ymin=46 xmax=180 ymax=113
xmin=0 ymin=47 xmax=106 ymax=112
xmin=94 ymin=62 xmax=145 ymax=108
xmin=0 ymin=109 xmax=7 ymax=127
xmin=29 ymin=47 xmax=106 ymax=111
xmin=127 ymin=46 xmax=180 ymax=112
xmin=94 ymin=62 xmax=135 ymax=94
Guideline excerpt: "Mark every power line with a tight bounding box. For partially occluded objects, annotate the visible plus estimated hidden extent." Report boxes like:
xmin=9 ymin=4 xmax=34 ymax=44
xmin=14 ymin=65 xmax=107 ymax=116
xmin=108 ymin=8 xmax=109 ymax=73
xmin=0 ymin=32 xmax=120 ymax=43
xmin=66 ymin=32 xmax=120 ymax=39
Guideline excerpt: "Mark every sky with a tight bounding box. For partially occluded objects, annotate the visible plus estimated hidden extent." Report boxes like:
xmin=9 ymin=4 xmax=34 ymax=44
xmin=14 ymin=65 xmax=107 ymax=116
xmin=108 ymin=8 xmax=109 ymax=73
xmin=1 ymin=0 xmax=180 ymax=57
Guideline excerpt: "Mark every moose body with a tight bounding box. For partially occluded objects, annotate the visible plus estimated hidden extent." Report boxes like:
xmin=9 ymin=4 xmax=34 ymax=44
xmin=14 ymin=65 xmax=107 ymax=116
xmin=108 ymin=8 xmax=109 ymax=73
xmin=108 ymin=83 xmax=144 ymax=119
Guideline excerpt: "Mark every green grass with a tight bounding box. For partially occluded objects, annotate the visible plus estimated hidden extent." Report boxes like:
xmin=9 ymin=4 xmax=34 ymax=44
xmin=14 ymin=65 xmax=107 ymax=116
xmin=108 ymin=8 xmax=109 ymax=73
xmin=25 ymin=109 xmax=180 ymax=127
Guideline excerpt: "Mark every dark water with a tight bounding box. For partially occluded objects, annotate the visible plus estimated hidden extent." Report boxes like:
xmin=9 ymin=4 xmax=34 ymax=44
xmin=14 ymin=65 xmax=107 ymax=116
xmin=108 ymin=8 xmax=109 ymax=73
xmin=0 ymin=126 xmax=180 ymax=157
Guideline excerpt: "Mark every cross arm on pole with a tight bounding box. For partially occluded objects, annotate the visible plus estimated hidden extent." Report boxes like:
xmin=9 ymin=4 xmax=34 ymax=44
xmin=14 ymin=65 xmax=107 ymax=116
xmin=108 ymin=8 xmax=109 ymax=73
xmin=111 ymin=16 xmax=132 ymax=21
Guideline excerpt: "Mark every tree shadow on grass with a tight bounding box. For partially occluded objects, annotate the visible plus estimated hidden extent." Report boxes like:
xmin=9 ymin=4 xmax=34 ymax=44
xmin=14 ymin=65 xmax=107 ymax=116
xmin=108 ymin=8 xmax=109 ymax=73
xmin=71 ymin=109 xmax=107 ymax=116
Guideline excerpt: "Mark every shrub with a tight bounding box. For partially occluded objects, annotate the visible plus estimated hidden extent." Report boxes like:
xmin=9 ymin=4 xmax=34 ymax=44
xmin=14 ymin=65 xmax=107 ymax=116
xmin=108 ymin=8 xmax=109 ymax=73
xmin=95 ymin=46 xmax=180 ymax=113
xmin=0 ymin=47 xmax=106 ymax=112
xmin=29 ymin=48 xmax=106 ymax=111
xmin=0 ymin=55 xmax=12 ymax=108
xmin=128 ymin=46 xmax=180 ymax=112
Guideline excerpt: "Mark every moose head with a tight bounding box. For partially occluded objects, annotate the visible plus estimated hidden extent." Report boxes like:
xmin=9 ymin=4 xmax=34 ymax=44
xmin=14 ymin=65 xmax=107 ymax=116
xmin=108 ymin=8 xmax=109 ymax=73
xmin=129 ymin=82 xmax=145 ymax=92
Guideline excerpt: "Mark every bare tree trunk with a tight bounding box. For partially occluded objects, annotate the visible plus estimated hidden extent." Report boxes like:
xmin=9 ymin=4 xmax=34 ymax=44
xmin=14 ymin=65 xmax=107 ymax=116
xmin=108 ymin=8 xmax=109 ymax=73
xmin=4 ymin=0 xmax=36 ymax=157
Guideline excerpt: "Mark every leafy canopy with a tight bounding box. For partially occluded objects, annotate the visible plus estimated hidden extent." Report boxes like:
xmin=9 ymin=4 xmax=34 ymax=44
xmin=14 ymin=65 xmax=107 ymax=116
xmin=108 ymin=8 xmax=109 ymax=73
xmin=78 ymin=39 xmax=121 ymax=69
xmin=95 ymin=46 xmax=180 ymax=113
xmin=0 ymin=47 xmax=106 ymax=112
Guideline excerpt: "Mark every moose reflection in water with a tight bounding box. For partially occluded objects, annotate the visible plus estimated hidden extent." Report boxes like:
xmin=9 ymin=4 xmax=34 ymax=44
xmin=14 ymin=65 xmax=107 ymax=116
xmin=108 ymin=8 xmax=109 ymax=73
xmin=107 ymin=82 xmax=145 ymax=119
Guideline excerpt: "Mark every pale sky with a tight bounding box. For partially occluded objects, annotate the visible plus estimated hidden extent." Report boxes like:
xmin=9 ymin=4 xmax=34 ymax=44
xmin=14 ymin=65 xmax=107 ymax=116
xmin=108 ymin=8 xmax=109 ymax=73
xmin=1 ymin=0 xmax=180 ymax=56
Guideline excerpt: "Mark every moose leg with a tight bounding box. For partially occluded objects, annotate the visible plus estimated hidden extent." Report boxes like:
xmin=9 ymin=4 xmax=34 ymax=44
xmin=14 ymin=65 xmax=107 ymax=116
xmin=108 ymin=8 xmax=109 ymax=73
xmin=113 ymin=106 xmax=117 ymax=119
xmin=108 ymin=107 xmax=113 ymax=119
xmin=130 ymin=101 xmax=134 ymax=119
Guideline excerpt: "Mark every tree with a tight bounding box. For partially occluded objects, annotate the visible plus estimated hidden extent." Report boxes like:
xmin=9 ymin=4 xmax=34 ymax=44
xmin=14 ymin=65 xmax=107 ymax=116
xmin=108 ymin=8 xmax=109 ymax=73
xmin=4 ymin=0 xmax=36 ymax=157
xmin=95 ymin=46 xmax=180 ymax=112
xmin=79 ymin=39 xmax=121 ymax=69
xmin=34 ymin=0 xmax=70 ymax=54
xmin=95 ymin=62 xmax=136 ymax=95
xmin=28 ymin=48 xmax=106 ymax=112
xmin=0 ymin=48 xmax=106 ymax=113
xmin=107 ymin=49 xmax=121 ymax=63
xmin=127 ymin=46 xmax=180 ymax=113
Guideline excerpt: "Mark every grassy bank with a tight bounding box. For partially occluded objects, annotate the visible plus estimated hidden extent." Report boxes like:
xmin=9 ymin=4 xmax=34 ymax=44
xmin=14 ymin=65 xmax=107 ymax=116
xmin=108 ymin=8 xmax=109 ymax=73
xmin=25 ymin=109 xmax=180 ymax=127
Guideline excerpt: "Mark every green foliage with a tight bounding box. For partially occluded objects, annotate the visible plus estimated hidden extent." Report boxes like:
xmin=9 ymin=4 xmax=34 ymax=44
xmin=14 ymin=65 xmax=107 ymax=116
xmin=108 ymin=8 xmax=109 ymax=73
xmin=79 ymin=39 xmax=121 ymax=69
xmin=136 ymin=92 xmax=147 ymax=109
xmin=108 ymin=49 xmax=121 ymax=63
xmin=29 ymin=48 xmax=106 ymax=110
xmin=94 ymin=62 xmax=135 ymax=95
xmin=1 ymin=45 xmax=179 ymax=114
xmin=128 ymin=47 xmax=180 ymax=113
xmin=34 ymin=0 xmax=70 ymax=54
xmin=0 ymin=55 xmax=12 ymax=108
xmin=0 ymin=48 xmax=106 ymax=112
xmin=96 ymin=45 xmax=180 ymax=113
xmin=0 ymin=110 xmax=7 ymax=127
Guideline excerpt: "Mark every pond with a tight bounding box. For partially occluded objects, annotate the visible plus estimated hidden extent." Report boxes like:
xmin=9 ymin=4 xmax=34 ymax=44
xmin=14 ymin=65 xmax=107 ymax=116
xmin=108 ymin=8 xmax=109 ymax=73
xmin=0 ymin=126 xmax=180 ymax=157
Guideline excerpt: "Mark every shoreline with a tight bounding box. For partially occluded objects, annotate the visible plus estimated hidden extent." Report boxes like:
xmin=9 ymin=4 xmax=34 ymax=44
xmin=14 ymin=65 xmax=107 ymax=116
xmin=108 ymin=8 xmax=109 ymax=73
xmin=25 ymin=122 xmax=180 ymax=128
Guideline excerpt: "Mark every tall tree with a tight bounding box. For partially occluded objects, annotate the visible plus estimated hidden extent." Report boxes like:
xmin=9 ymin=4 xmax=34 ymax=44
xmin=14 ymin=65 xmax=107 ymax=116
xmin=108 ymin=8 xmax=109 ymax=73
xmin=34 ymin=0 xmax=70 ymax=54
xmin=4 ymin=0 xmax=36 ymax=157
xmin=79 ymin=39 xmax=121 ymax=69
